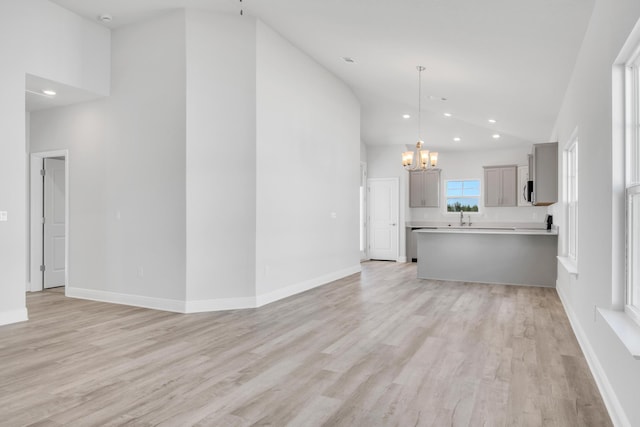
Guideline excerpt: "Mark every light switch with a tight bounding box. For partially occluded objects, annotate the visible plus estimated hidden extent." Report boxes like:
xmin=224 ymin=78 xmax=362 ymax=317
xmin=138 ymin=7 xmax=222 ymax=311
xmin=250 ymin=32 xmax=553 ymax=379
xmin=0 ymin=211 xmax=7 ymax=222
xmin=330 ymin=212 xmax=337 ymax=219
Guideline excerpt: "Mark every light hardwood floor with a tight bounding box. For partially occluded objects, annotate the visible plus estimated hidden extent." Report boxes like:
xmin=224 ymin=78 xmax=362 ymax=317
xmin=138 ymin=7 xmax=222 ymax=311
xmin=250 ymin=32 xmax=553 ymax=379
xmin=0 ymin=262 xmax=611 ymax=426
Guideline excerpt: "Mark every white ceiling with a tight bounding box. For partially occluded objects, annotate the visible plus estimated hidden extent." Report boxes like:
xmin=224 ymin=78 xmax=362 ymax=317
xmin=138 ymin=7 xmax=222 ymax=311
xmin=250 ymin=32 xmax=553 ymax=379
xmin=25 ymin=74 xmax=104 ymax=112
xmin=47 ymin=0 xmax=595 ymax=151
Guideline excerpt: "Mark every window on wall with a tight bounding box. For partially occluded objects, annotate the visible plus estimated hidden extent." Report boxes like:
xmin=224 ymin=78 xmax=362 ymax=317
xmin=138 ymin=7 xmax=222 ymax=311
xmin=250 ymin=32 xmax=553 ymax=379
xmin=598 ymin=19 xmax=640 ymax=356
xmin=446 ymin=179 xmax=480 ymax=212
xmin=565 ymin=135 xmax=579 ymax=263
xmin=626 ymin=50 xmax=640 ymax=325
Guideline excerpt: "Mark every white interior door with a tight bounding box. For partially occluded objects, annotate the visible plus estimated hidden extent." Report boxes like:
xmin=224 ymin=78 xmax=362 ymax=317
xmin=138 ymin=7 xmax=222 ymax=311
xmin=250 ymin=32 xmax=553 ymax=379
xmin=44 ymin=158 xmax=66 ymax=289
xmin=368 ymin=178 xmax=399 ymax=261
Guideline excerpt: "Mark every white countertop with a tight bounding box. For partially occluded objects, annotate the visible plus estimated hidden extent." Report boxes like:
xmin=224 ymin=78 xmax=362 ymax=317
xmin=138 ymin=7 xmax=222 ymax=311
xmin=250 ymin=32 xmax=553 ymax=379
xmin=413 ymin=226 xmax=558 ymax=236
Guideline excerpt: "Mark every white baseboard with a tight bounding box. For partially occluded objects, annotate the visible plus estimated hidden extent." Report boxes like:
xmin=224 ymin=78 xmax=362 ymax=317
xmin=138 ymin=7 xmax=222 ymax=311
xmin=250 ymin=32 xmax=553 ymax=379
xmin=185 ymin=296 xmax=256 ymax=313
xmin=556 ymin=284 xmax=631 ymax=427
xmin=256 ymin=264 xmax=362 ymax=307
xmin=0 ymin=308 xmax=29 ymax=326
xmin=66 ymin=287 xmax=186 ymax=313
xmin=397 ymin=256 xmax=407 ymax=263
xmin=65 ymin=265 xmax=363 ymax=315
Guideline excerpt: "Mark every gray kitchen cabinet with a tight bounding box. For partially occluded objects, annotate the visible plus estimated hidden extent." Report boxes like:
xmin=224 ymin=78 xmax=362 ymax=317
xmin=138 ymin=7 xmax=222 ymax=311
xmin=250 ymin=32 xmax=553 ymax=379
xmin=484 ymin=165 xmax=517 ymax=207
xmin=409 ymin=169 xmax=440 ymax=208
xmin=530 ymin=142 xmax=558 ymax=206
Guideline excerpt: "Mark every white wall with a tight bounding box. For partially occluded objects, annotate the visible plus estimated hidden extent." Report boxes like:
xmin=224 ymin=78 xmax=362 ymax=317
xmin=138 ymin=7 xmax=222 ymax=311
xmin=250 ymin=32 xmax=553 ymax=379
xmin=412 ymin=147 xmax=547 ymax=223
xmin=368 ymin=144 xmax=548 ymax=222
xmin=360 ymin=140 xmax=368 ymax=164
xmin=30 ymin=10 xmax=187 ymax=304
xmin=20 ymin=0 xmax=110 ymax=96
xmin=185 ymin=10 xmax=257 ymax=302
xmin=255 ymin=21 xmax=361 ymax=299
xmin=0 ymin=0 xmax=109 ymax=325
xmin=26 ymin=9 xmax=362 ymax=313
xmin=552 ymin=0 xmax=640 ymax=425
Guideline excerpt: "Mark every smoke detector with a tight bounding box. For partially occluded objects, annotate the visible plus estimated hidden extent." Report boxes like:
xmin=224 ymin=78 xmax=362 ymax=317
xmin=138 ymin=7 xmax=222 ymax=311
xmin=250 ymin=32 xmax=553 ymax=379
xmin=98 ymin=14 xmax=112 ymax=23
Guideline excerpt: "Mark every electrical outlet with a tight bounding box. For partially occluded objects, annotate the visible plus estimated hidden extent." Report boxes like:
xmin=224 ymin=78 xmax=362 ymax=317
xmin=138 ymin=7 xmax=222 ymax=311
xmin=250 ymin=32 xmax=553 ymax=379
xmin=0 ymin=211 xmax=7 ymax=222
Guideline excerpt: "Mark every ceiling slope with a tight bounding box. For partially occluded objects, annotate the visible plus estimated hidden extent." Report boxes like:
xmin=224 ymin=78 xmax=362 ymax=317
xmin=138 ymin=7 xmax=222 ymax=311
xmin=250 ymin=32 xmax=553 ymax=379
xmin=49 ymin=0 xmax=595 ymax=150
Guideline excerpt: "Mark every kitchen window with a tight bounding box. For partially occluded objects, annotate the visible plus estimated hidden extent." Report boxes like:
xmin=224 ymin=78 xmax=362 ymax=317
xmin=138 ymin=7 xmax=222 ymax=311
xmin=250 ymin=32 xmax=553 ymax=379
xmin=446 ymin=179 xmax=480 ymax=212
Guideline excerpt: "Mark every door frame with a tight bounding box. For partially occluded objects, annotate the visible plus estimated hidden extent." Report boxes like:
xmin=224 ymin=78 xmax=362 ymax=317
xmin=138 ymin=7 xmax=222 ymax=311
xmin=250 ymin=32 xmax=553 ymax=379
xmin=29 ymin=149 xmax=69 ymax=292
xmin=367 ymin=177 xmax=400 ymax=262
xmin=360 ymin=161 xmax=368 ymax=261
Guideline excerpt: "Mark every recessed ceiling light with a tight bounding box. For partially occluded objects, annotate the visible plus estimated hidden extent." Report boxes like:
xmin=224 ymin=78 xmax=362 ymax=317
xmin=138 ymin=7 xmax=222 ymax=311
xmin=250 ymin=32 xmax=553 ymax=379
xmin=444 ymin=113 xmax=452 ymax=117
xmin=402 ymin=114 xmax=411 ymax=119
xmin=492 ymin=134 xmax=501 ymax=139
xmin=453 ymin=137 xmax=461 ymax=142
xmin=42 ymin=89 xmax=56 ymax=96
xmin=488 ymin=119 xmax=497 ymax=123
xmin=341 ymin=57 xmax=356 ymax=64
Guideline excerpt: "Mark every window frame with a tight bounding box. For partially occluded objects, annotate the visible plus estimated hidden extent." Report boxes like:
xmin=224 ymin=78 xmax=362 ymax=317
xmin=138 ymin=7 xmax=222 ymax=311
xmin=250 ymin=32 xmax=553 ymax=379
xmin=564 ymin=134 xmax=578 ymax=263
xmin=626 ymin=187 xmax=640 ymax=325
xmin=625 ymin=49 xmax=640 ymax=325
xmin=444 ymin=178 xmax=482 ymax=214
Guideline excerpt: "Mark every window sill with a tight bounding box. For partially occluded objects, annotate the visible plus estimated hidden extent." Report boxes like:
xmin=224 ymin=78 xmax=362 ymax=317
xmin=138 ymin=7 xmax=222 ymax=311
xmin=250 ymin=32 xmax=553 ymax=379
xmin=598 ymin=308 xmax=640 ymax=360
xmin=557 ymin=256 xmax=578 ymax=277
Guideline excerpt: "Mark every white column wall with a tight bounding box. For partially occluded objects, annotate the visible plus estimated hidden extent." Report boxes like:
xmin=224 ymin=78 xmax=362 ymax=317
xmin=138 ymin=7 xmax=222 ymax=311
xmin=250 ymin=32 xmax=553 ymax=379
xmin=184 ymin=10 xmax=257 ymax=304
xmin=255 ymin=21 xmax=361 ymax=301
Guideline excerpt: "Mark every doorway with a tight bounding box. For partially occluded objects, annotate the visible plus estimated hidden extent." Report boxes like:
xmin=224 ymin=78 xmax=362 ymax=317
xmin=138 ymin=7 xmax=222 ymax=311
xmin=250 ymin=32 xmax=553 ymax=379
xmin=367 ymin=177 xmax=399 ymax=261
xmin=29 ymin=150 xmax=69 ymax=292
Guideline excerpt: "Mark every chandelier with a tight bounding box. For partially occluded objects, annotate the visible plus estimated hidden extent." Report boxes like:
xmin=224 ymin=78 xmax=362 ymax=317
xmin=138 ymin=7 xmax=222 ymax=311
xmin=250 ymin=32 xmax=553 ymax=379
xmin=402 ymin=66 xmax=438 ymax=170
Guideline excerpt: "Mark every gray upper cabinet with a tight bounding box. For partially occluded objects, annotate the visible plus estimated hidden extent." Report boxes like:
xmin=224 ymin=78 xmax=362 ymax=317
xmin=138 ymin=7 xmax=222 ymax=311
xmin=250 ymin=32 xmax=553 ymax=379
xmin=409 ymin=169 xmax=440 ymax=207
xmin=484 ymin=165 xmax=517 ymax=207
xmin=530 ymin=142 xmax=558 ymax=206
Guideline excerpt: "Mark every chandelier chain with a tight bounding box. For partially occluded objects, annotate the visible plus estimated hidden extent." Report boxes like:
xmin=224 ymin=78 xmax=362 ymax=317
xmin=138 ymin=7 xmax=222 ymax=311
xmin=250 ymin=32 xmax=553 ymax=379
xmin=418 ymin=66 xmax=421 ymax=142
xmin=402 ymin=65 xmax=437 ymax=170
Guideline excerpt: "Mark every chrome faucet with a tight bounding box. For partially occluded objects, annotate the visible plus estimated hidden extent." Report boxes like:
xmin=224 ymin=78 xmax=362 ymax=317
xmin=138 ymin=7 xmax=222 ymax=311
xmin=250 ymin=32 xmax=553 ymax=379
xmin=459 ymin=211 xmax=472 ymax=226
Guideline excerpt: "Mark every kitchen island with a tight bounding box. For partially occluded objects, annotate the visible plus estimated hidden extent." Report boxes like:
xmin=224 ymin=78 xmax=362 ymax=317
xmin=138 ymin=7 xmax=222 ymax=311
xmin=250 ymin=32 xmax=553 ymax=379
xmin=414 ymin=227 xmax=558 ymax=287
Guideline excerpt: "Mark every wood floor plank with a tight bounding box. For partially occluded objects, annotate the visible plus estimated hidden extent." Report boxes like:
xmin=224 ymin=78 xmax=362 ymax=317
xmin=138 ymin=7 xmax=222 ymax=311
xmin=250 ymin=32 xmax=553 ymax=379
xmin=0 ymin=261 xmax=611 ymax=426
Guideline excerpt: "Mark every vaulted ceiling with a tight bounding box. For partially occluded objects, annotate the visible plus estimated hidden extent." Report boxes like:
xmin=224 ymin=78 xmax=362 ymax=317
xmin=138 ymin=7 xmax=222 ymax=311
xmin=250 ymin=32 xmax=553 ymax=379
xmin=47 ymin=0 xmax=595 ymax=151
